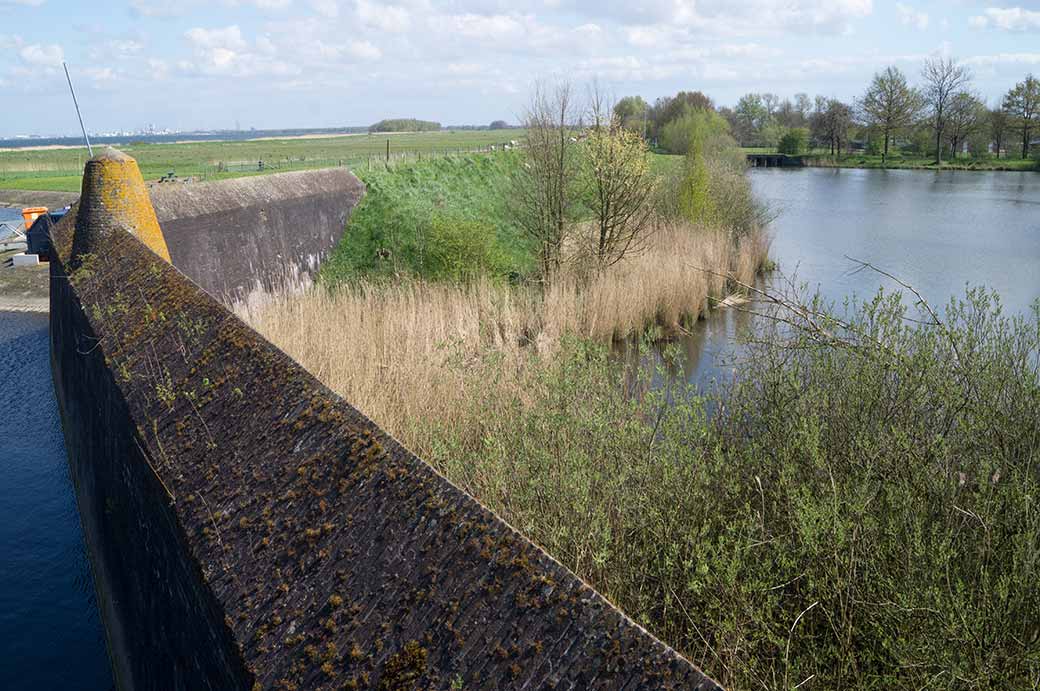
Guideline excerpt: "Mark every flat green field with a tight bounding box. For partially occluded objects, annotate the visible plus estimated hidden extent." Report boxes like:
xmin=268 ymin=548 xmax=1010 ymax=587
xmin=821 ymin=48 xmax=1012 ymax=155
xmin=0 ymin=130 xmax=523 ymax=192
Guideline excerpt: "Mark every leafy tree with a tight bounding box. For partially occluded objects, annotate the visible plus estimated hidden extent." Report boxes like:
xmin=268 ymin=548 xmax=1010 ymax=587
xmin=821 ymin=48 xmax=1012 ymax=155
xmin=858 ymin=66 xmax=923 ymax=163
xmin=921 ymin=56 xmax=972 ymax=164
xmin=777 ymin=128 xmax=809 ymax=155
xmin=580 ymin=118 xmax=657 ymax=269
xmin=1002 ymin=74 xmax=1040 ymax=159
xmin=734 ymin=93 xmax=767 ymax=145
xmin=944 ymin=92 xmax=987 ymax=158
xmin=648 ymin=91 xmax=714 ymax=138
xmin=612 ymin=96 xmax=650 ymax=134
xmin=658 ymin=109 xmax=731 ymax=155
xmin=759 ymin=120 xmax=786 ymax=148
xmin=488 ymin=120 xmax=510 ymax=130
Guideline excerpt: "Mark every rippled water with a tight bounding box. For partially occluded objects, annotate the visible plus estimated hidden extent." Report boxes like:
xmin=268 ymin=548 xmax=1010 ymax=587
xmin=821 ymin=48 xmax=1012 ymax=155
xmin=638 ymin=168 xmax=1040 ymax=389
xmin=0 ymin=311 xmax=113 ymax=690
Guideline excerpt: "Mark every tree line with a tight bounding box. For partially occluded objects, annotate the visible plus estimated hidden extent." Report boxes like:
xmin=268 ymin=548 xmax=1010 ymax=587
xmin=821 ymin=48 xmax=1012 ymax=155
xmin=613 ymin=58 xmax=1039 ymax=165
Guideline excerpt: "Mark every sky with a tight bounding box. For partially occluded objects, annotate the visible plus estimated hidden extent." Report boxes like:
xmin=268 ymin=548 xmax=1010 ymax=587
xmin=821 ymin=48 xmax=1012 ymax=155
xmin=1 ymin=0 xmax=1039 ymax=137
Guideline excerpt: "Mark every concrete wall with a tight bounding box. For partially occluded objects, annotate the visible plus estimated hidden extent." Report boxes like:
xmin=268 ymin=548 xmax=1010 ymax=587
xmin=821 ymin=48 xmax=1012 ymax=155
xmin=51 ymin=151 xmax=722 ymax=690
xmin=150 ymin=170 xmax=364 ymax=305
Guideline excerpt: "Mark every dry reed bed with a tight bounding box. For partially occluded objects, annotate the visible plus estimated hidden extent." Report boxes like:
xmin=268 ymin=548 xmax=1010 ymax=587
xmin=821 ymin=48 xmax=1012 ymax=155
xmin=239 ymin=221 xmax=768 ymax=450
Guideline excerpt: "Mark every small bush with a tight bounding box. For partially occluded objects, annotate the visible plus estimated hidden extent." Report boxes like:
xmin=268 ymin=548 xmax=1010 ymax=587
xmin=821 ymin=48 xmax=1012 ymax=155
xmin=777 ymin=128 xmax=809 ymax=155
xmin=422 ymin=214 xmax=508 ymax=282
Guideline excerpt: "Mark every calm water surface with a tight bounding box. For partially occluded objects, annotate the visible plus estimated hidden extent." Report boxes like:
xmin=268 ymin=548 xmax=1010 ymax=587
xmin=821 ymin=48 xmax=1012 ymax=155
xmin=0 ymin=311 xmax=113 ymax=690
xmin=656 ymin=168 xmax=1040 ymax=388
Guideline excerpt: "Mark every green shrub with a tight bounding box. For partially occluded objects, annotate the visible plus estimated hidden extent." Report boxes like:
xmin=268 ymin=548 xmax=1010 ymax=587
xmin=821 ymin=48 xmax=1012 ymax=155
xmin=422 ymin=288 xmax=1040 ymax=690
xmin=422 ymin=214 xmax=508 ymax=282
xmin=778 ymin=128 xmax=809 ymax=155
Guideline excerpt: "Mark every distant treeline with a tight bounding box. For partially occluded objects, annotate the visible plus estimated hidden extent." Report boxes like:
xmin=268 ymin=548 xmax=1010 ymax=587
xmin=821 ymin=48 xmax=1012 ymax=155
xmin=613 ymin=60 xmax=1040 ymax=165
xmin=369 ymin=119 xmax=442 ymax=133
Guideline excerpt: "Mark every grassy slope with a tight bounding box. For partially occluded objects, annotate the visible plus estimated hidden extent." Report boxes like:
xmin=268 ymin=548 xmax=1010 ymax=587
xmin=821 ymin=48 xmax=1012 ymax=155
xmin=321 ymin=153 xmax=533 ymax=284
xmin=0 ymin=130 xmax=522 ymax=192
xmin=323 ymin=151 xmax=689 ymax=286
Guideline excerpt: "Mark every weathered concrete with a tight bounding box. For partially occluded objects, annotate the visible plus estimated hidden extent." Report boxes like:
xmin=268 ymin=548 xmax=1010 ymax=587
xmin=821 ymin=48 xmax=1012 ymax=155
xmin=74 ymin=149 xmax=171 ymax=262
xmin=51 ymin=150 xmax=721 ymax=690
xmin=746 ymin=153 xmax=803 ymax=168
xmin=149 ymin=170 xmax=364 ymax=304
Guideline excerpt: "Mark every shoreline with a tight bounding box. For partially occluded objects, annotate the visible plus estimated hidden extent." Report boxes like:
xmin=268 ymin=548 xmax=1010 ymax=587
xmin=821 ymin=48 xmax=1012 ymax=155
xmin=800 ymin=157 xmax=1036 ymax=173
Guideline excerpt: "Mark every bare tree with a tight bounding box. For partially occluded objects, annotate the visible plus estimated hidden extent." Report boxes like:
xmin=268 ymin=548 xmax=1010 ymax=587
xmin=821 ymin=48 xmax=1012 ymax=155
xmin=858 ymin=66 xmax=923 ymax=163
xmin=1002 ymin=74 xmax=1040 ymax=159
xmin=514 ymin=81 xmax=582 ymax=283
xmin=812 ymin=99 xmax=853 ymax=156
xmin=989 ymin=107 xmax=1009 ymax=158
xmin=921 ymin=56 xmax=972 ymax=164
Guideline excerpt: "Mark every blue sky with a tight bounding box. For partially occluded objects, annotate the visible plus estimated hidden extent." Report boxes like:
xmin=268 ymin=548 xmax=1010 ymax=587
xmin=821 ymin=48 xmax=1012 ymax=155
xmin=1 ymin=0 xmax=1038 ymax=136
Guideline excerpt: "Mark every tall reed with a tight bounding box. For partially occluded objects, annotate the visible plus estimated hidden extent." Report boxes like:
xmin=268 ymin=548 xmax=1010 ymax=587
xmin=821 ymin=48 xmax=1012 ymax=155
xmin=239 ymin=220 xmax=768 ymax=452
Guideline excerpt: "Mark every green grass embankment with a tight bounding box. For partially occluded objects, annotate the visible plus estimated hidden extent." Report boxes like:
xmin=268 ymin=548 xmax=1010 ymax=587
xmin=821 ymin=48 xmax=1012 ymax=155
xmin=321 ymin=153 xmax=534 ymax=285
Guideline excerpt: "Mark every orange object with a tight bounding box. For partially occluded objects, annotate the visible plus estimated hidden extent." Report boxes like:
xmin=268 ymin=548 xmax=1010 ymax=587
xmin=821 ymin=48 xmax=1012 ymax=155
xmin=21 ymin=206 xmax=48 ymax=230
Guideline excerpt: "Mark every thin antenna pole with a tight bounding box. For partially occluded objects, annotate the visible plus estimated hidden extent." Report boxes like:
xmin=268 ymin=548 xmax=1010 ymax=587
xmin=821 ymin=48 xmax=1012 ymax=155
xmin=63 ymin=61 xmax=93 ymax=158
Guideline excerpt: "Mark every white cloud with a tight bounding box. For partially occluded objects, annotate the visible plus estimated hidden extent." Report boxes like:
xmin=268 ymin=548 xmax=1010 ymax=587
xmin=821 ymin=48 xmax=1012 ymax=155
xmin=186 ymin=25 xmax=249 ymax=51
xmin=19 ymin=43 xmax=63 ymax=67
xmin=357 ymin=0 xmax=409 ymax=32
xmin=84 ymin=66 xmax=117 ymax=83
xmin=896 ymin=3 xmax=929 ymax=30
xmin=310 ymin=0 xmax=339 ymax=17
xmin=970 ymin=7 xmax=1040 ymax=31
xmin=148 ymin=58 xmax=170 ymax=80
xmin=181 ymin=25 xmax=298 ymax=77
xmin=965 ymin=51 xmax=1040 ymax=67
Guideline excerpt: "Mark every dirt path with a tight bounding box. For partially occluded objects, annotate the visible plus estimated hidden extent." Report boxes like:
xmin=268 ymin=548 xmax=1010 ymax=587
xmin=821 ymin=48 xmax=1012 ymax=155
xmin=0 ymin=190 xmax=79 ymax=210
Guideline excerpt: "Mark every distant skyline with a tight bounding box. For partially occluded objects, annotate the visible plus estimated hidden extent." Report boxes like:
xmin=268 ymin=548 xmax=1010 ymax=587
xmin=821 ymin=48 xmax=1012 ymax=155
xmin=1 ymin=0 xmax=1039 ymax=137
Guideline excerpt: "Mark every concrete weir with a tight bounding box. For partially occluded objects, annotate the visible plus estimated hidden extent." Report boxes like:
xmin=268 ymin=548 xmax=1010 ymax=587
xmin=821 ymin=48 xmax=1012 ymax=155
xmin=150 ymin=170 xmax=364 ymax=305
xmin=49 ymin=149 xmax=722 ymax=690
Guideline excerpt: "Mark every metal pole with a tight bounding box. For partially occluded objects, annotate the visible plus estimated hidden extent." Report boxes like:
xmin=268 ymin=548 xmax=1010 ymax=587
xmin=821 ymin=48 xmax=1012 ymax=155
xmin=63 ymin=62 xmax=93 ymax=158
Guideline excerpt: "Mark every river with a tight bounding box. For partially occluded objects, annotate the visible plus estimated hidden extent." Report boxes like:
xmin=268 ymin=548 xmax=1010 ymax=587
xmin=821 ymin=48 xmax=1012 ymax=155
xmin=0 ymin=311 xmax=113 ymax=690
xmin=629 ymin=167 xmax=1040 ymax=389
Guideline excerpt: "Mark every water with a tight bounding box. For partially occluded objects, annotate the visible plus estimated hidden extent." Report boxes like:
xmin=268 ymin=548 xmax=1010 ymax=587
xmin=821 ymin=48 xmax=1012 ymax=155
xmin=0 ymin=311 xmax=113 ymax=690
xmin=667 ymin=168 xmax=1040 ymax=388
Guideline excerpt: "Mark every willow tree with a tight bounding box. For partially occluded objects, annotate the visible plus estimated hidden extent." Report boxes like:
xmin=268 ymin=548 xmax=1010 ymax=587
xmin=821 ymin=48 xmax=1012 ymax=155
xmin=858 ymin=66 xmax=923 ymax=164
xmin=1003 ymin=74 xmax=1040 ymax=160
